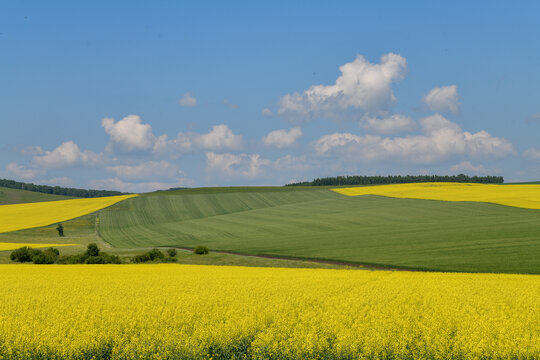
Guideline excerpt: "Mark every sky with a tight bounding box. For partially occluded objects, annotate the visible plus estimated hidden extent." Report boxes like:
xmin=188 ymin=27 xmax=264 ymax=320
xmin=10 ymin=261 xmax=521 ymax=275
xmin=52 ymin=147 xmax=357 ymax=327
xmin=1 ymin=1 xmax=540 ymax=192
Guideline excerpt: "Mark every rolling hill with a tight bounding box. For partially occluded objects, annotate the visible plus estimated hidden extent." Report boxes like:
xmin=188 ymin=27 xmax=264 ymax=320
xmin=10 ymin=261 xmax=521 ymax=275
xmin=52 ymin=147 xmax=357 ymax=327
xmin=98 ymin=187 xmax=540 ymax=274
xmin=0 ymin=186 xmax=73 ymax=205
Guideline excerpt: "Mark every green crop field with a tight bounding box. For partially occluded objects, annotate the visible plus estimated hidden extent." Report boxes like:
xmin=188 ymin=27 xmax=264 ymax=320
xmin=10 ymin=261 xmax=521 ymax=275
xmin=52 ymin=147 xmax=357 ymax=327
xmin=0 ymin=186 xmax=73 ymax=205
xmin=98 ymin=187 xmax=540 ymax=274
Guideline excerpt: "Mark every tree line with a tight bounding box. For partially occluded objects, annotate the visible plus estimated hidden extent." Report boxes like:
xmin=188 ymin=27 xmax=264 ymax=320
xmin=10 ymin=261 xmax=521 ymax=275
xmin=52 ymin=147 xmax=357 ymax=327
xmin=0 ymin=178 xmax=129 ymax=198
xmin=286 ymin=174 xmax=504 ymax=187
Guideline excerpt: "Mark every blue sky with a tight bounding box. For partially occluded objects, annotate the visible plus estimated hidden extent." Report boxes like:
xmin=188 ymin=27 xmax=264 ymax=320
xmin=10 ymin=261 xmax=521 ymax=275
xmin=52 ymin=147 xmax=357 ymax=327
xmin=1 ymin=1 xmax=540 ymax=191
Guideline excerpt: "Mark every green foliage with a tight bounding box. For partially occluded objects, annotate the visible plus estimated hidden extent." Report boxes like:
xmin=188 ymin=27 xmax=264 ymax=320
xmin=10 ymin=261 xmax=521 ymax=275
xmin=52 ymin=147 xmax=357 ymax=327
xmin=85 ymin=243 xmax=100 ymax=257
xmin=0 ymin=178 xmax=128 ymax=198
xmin=132 ymin=253 xmax=151 ymax=263
xmin=132 ymin=248 xmax=166 ymax=263
xmin=148 ymin=248 xmax=165 ymax=260
xmin=166 ymin=248 xmax=177 ymax=257
xmin=11 ymin=246 xmax=60 ymax=264
xmin=194 ymin=246 xmax=209 ymax=255
xmin=287 ymin=174 xmax=505 ymax=186
xmin=10 ymin=246 xmax=35 ymax=262
xmin=56 ymin=223 xmax=64 ymax=237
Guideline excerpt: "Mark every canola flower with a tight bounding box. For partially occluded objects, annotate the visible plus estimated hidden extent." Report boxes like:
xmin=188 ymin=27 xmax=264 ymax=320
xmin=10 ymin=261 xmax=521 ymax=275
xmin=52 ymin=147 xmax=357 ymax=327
xmin=0 ymin=194 xmax=137 ymax=234
xmin=0 ymin=264 xmax=538 ymax=359
xmin=333 ymin=182 xmax=540 ymax=210
xmin=0 ymin=242 xmax=76 ymax=251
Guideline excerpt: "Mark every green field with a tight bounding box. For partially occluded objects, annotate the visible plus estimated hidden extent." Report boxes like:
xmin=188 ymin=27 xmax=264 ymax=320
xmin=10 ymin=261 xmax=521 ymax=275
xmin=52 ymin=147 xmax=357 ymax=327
xmin=0 ymin=186 xmax=73 ymax=205
xmin=98 ymin=187 xmax=540 ymax=274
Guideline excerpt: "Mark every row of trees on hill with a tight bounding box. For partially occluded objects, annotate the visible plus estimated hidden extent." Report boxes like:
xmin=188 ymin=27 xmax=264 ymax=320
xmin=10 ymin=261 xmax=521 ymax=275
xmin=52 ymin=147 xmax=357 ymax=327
xmin=0 ymin=178 xmax=128 ymax=198
xmin=286 ymin=174 xmax=504 ymax=187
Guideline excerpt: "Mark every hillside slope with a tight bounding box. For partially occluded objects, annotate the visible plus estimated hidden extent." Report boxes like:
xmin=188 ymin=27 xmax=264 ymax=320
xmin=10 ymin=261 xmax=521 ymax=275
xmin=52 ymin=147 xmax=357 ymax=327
xmin=0 ymin=186 xmax=73 ymax=205
xmin=99 ymin=188 xmax=540 ymax=274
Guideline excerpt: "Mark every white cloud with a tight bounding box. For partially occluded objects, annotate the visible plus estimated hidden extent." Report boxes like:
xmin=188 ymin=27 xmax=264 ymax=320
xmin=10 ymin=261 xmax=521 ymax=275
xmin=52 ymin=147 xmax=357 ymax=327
xmin=273 ymin=155 xmax=311 ymax=172
xmin=20 ymin=146 xmax=44 ymax=156
xmin=206 ymin=152 xmax=270 ymax=178
xmin=178 ymin=92 xmax=197 ymax=107
xmin=360 ymin=114 xmax=416 ymax=135
xmin=523 ymin=147 xmax=540 ymax=160
xmin=5 ymin=163 xmax=43 ymax=180
xmin=315 ymin=114 xmax=514 ymax=164
xmin=32 ymin=141 xmax=102 ymax=169
xmin=278 ymin=53 xmax=407 ymax=120
xmin=195 ymin=125 xmax=242 ymax=150
xmin=262 ymin=127 xmax=302 ymax=148
xmin=102 ymin=115 xmax=157 ymax=152
xmin=164 ymin=125 xmax=243 ymax=153
xmin=106 ymin=160 xmax=178 ymax=181
xmin=423 ymin=85 xmax=460 ymax=113
xmin=450 ymin=161 xmax=493 ymax=175
xmin=262 ymin=108 xmax=274 ymax=117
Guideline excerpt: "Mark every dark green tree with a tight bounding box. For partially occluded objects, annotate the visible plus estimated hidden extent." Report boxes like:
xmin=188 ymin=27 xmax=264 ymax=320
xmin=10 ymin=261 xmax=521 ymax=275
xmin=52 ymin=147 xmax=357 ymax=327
xmin=85 ymin=243 xmax=100 ymax=257
xmin=56 ymin=223 xmax=64 ymax=237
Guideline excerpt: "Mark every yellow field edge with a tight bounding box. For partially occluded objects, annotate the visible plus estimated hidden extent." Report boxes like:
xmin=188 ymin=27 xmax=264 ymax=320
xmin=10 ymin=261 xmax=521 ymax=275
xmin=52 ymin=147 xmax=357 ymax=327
xmin=0 ymin=194 xmax=137 ymax=234
xmin=332 ymin=182 xmax=540 ymax=210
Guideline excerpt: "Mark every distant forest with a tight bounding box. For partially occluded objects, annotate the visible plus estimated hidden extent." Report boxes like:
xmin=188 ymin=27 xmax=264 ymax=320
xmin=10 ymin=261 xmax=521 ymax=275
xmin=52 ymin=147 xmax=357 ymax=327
xmin=286 ymin=174 xmax=504 ymax=186
xmin=0 ymin=179 xmax=128 ymax=198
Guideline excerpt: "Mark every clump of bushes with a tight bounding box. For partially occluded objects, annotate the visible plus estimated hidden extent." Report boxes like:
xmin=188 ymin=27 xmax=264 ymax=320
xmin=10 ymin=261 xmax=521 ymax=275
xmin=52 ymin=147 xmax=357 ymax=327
xmin=194 ymin=245 xmax=209 ymax=255
xmin=132 ymin=248 xmax=178 ymax=263
xmin=57 ymin=243 xmax=122 ymax=264
xmin=10 ymin=246 xmax=59 ymax=264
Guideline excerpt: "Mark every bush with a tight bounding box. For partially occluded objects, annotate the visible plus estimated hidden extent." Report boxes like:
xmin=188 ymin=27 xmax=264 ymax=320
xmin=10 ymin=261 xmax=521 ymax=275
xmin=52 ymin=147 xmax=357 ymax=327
xmin=33 ymin=252 xmax=55 ymax=264
xmin=85 ymin=243 xmax=100 ymax=257
xmin=10 ymin=246 xmax=35 ymax=262
xmin=148 ymin=248 xmax=165 ymax=261
xmin=133 ymin=249 xmax=165 ymax=263
xmin=133 ymin=253 xmax=151 ymax=263
xmin=194 ymin=246 xmax=209 ymax=255
xmin=57 ymin=254 xmax=88 ymax=264
xmin=166 ymin=248 xmax=177 ymax=257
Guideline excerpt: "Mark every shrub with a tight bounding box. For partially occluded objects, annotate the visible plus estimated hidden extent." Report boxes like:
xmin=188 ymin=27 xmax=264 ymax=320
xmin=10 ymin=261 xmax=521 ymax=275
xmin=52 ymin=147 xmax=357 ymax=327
xmin=148 ymin=248 xmax=165 ymax=261
xmin=194 ymin=246 xmax=209 ymax=255
xmin=85 ymin=243 xmax=100 ymax=257
xmin=56 ymin=223 xmax=64 ymax=237
xmin=166 ymin=248 xmax=177 ymax=257
xmin=33 ymin=252 xmax=55 ymax=264
xmin=57 ymin=254 xmax=88 ymax=264
xmin=133 ymin=253 xmax=151 ymax=263
xmin=10 ymin=247 xmax=34 ymax=262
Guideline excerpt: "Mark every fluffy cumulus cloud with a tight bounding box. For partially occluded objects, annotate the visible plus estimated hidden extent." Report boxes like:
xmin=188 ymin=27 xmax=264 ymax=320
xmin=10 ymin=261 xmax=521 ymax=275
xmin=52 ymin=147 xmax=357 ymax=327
xmin=5 ymin=162 xmax=43 ymax=180
xmin=423 ymin=85 xmax=460 ymax=113
xmin=262 ymin=127 xmax=302 ymax=148
xmin=262 ymin=108 xmax=273 ymax=117
xmin=360 ymin=114 xmax=416 ymax=135
xmin=278 ymin=53 xmax=407 ymax=120
xmin=315 ymin=114 xmax=514 ymax=164
xmin=106 ymin=160 xmax=178 ymax=181
xmin=32 ymin=141 xmax=102 ymax=169
xmin=102 ymin=115 xmax=157 ymax=152
xmin=178 ymin=92 xmax=197 ymax=107
xmin=165 ymin=125 xmax=243 ymax=153
xmin=206 ymin=152 xmax=270 ymax=178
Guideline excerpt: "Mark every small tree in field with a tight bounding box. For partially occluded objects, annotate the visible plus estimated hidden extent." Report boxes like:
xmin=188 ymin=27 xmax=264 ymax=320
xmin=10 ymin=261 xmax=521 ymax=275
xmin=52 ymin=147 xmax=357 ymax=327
xmin=85 ymin=243 xmax=100 ymax=257
xmin=194 ymin=246 xmax=209 ymax=255
xmin=56 ymin=223 xmax=64 ymax=237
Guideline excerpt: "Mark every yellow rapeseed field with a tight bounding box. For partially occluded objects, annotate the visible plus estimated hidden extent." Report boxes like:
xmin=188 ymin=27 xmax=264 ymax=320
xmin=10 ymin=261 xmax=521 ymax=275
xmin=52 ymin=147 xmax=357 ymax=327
xmin=0 ymin=264 xmax=538 ymax=359
xmin=0 ymin=242 xmax=76 ymax=251
xmin=333 ymin=182 xmax=540 ymax=209
xmin=0 ymin=194 xmax=137 ymax=234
